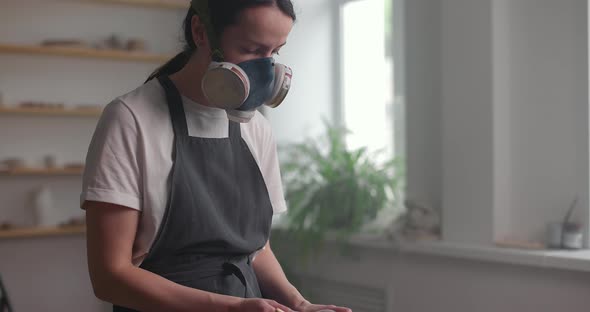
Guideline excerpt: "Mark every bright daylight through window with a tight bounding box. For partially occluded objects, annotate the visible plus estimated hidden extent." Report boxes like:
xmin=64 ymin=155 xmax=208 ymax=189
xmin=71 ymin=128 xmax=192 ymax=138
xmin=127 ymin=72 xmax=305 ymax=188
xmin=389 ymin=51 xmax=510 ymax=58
xmin=341 ymin=0 xmax=397 ymax=160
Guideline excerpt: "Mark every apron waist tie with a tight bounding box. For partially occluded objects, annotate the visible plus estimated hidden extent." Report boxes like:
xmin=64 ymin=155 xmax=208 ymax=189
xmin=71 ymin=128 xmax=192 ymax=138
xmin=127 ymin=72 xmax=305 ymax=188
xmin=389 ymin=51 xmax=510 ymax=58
xmin=142 ymin=253 xmax=256 ymax=297
xmin=222 ymin=262 xmax=249 ymax=298
xmin=222 ymin=253 xmax=255 ymax=298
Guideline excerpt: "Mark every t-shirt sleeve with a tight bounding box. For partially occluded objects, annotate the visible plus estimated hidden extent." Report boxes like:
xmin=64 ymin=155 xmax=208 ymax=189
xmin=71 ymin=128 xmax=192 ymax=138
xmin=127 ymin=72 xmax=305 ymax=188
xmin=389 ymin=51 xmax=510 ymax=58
xmin=259 ymin=117 xmax=288 ymax=215
xmin=80 ymin=99 xmax=142 ymax=211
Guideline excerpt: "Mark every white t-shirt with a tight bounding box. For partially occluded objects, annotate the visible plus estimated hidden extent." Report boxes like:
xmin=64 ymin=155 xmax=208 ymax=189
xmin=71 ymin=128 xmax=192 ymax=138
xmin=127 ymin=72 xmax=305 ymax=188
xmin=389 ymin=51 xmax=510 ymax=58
xmin=80 ymin=78 xmax=287 ymax=266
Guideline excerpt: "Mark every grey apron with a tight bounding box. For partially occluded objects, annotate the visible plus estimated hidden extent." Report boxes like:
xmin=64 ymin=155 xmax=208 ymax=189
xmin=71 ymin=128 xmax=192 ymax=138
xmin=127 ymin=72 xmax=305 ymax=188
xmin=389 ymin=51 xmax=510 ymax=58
xmin=113 ymin=76 xmax=274 ymax=311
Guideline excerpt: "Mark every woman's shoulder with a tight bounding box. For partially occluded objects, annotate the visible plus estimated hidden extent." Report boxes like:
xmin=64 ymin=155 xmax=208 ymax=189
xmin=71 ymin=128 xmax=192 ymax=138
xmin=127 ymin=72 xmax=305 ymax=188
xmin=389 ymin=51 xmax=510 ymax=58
xmin=115 ymin=79 xmax=167 ymax=115
xmin=100 ymin=79 xmax=168 ymax=128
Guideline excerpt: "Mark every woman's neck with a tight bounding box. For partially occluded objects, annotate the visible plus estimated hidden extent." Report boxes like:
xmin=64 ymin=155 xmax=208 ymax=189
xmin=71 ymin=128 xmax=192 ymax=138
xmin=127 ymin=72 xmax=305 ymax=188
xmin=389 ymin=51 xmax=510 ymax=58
xmin=169 ymin=54 xmax=212 ymax=108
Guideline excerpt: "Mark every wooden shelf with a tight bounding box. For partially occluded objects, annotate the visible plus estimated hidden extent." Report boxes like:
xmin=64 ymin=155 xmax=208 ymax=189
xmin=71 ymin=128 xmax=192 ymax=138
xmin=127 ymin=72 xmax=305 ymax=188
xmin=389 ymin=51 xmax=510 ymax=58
xmin=0 ymin=106 xmax=103 ymax=117
xmin=0 ymin=43 xmax=172 ymax=63
xmin=95 ymin=0 xmax=189 ymax=9
xmin=0 ymin=167 xmax=84 ymax=176
xmin=0 ymin=225 xmax=85 ymax=239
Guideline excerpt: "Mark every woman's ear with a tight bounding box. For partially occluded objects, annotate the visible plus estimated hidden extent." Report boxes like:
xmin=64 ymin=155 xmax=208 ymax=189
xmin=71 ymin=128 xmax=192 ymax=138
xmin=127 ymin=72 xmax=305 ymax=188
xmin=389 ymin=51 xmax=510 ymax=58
xmin=191 ymin=15 xmax=209 ymax=49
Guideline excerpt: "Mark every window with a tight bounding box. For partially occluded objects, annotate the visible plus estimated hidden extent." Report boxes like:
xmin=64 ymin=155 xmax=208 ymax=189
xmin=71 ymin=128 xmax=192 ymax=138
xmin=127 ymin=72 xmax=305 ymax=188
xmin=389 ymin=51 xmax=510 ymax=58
xmin=336 ymin=0 xmax=405 ymax=228
xmin=338 ymin=0 xmax=402 ymax=161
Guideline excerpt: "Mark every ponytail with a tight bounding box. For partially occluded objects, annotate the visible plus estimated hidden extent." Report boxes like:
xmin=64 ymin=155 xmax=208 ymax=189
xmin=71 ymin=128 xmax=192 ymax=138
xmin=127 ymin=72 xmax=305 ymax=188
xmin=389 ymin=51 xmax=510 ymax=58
xmin=145 ymin=50 xmax=193 ymax=83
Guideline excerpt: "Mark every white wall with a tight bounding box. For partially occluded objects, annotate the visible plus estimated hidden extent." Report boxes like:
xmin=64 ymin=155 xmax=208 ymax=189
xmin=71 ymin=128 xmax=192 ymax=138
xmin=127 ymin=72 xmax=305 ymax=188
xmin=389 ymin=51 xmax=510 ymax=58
xmin=266 ymin=0 xmax=336 ymax=143
xmin=496 ymin=0 xmax=589 ymax=243
xmin=404 ymin=0 xmax=442 ymax=214
xmin=0 ymin=236 xmax=109 ymax=312
xmin=491 ymin=0 xmax=515 ymax=246
xmin=440 ymin=0 xmax=495 ymax=244
xmin=397 ymin=0 xmax=590 ymax=310
xmin=406 ymin=0 xmax=590 ymax=245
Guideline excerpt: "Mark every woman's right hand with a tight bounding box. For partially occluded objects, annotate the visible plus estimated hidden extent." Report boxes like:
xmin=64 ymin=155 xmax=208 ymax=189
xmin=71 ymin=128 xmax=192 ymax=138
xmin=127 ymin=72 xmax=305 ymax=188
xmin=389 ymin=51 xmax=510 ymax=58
xmin=229 ymin=298 xmax=293 ymax=312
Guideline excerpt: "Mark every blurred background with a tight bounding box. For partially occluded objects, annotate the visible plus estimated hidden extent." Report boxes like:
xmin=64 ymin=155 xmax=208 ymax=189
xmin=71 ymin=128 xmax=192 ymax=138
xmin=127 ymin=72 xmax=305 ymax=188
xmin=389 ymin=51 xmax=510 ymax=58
xmin=1 ymin=0 xmax=590 ymax=311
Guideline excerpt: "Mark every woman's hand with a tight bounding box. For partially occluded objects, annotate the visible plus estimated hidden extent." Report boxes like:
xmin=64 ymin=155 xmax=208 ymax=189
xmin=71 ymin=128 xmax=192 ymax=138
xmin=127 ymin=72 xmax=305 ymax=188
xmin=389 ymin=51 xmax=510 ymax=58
xmin=295 ymin=301 xmax=352 ymax=312
xmin=230 ymin=298 xmax=293 ymax=312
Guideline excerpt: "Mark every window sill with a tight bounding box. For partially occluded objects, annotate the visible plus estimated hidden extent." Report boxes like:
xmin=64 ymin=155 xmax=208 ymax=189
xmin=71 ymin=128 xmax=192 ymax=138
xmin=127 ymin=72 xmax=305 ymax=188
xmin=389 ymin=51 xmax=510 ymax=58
xmin=396 ymin=239 xmax=590 ymax=273
xmin=271 ymin=227 xmax=590 ymax=273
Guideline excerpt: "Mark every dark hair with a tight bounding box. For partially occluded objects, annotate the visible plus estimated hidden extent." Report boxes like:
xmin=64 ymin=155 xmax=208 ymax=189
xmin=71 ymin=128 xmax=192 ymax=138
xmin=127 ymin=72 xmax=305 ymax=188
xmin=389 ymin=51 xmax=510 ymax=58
xmin=145 ymin=0 xmax=296 ymax=83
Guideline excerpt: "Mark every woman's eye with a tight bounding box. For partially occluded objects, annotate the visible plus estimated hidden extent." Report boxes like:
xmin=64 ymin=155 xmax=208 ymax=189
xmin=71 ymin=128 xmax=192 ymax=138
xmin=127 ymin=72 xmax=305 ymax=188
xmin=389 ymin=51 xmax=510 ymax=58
xmin=241 ymin=48 xmax=257 ymax=54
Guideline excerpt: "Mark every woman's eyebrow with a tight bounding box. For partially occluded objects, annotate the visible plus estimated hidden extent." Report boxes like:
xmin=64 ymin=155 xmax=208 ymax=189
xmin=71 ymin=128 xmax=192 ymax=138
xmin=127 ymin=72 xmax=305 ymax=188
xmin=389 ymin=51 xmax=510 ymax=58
xmin=243 ymin=39 xmax=287 ymax=50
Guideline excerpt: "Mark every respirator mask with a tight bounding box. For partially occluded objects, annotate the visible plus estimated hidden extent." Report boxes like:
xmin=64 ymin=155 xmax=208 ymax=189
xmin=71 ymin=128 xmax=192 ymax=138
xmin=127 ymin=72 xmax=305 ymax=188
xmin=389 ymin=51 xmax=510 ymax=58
xmin=191 ymin=0 xmax=293 ymax=123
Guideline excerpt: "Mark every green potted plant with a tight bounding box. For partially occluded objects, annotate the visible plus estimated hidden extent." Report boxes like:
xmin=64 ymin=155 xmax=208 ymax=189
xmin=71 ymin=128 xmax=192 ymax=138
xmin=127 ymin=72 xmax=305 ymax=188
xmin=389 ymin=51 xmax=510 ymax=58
xmin=276 ymin=119 xmax=405 ymax=260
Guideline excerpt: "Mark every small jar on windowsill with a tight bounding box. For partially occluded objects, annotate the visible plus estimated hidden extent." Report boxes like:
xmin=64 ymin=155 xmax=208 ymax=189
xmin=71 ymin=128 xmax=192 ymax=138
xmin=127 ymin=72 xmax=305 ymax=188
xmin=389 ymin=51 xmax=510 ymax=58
xmin=562 ymin=222 xmax=584 ymax=250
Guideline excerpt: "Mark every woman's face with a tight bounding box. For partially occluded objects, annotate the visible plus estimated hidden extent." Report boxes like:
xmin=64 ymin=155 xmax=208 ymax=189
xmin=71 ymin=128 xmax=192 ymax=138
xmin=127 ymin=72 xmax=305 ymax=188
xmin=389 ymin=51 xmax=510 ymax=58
xmin=219 ymin=5 xmax=294 ymax=64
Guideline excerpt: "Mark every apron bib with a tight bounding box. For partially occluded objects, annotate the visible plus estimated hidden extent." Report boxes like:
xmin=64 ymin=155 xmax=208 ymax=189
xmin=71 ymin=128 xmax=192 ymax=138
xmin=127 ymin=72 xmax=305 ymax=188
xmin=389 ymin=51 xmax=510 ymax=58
xmin=113 ymin=76 xmax=274 ymax=311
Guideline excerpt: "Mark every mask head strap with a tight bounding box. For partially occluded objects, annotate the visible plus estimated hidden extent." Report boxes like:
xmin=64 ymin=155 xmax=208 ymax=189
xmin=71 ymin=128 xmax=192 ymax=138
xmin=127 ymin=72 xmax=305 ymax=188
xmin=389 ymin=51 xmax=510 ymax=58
xmin=190 ymin=0 xmax=224 ymax=62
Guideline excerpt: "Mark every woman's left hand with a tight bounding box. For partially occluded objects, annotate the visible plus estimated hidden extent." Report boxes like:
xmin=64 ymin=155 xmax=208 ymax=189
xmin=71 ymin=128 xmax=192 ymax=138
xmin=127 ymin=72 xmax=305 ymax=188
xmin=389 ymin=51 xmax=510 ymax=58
xmin=295 ymin=301 xmax=352 ymax=312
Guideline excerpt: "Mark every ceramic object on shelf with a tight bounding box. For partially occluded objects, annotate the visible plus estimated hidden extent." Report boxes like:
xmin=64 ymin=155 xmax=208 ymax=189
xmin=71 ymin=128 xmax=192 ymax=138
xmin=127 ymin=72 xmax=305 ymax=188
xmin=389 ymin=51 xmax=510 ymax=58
xmin=1 ymin=158 xmax=25 ymax=170
xmin=126 ymin=38 xmax=147 ymax=52
xmin=19 ymin=101 xmax=65 ymax=110
xmin=32 ymin=186 xmax=55 ymax=227
xmin=41 ymin=39 xmax=89 ymax=49
xmin=0 ymin=222 xmax=14 ymax=230
xmin=99 ymin=34 xmax=125 ymax=50
xmin=44 ymin=155 xmax=57 ymax=169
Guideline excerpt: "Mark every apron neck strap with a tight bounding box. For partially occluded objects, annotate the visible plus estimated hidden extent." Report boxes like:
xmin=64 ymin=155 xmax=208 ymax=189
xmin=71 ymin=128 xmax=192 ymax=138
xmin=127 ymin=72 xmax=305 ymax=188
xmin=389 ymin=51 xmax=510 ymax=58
xmin=158 ymin=75 xmax=189 ymax=137
xmin=158 ymin=75 xmax=242 ymax=139
xmin=228 ymin=120 xmax=241 ymax=139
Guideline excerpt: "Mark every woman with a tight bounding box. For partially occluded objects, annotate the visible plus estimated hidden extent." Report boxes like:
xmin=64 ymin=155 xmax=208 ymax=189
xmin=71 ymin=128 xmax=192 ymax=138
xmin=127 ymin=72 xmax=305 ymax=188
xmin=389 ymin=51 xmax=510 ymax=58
xmin=81 ymin=0 xmax=351 ymax=311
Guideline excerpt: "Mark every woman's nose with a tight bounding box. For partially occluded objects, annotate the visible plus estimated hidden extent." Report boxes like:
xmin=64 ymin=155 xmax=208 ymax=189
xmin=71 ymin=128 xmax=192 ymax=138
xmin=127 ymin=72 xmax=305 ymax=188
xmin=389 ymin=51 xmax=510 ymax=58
xmin=261 ymin=49 xmax=275 ymax=58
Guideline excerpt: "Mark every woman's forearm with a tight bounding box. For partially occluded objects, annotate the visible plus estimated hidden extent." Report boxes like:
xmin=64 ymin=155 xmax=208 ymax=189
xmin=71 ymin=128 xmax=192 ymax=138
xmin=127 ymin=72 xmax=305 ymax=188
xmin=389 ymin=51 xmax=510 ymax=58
xmin=252 ymin=242 xmax=309 ymax=310
xmin=86 ymin=203 xmax=243 ymax=312
xmin=93 ymin=264 xmax=241 ymax=312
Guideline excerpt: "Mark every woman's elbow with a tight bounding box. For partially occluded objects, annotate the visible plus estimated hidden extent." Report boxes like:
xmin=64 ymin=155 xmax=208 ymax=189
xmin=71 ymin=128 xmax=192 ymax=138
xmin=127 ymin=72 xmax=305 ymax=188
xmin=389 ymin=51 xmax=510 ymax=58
xmin=89 ymin=269 xmax=112 ymax=301
xmin=88 ymin=264 xmax=126 ymax=302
